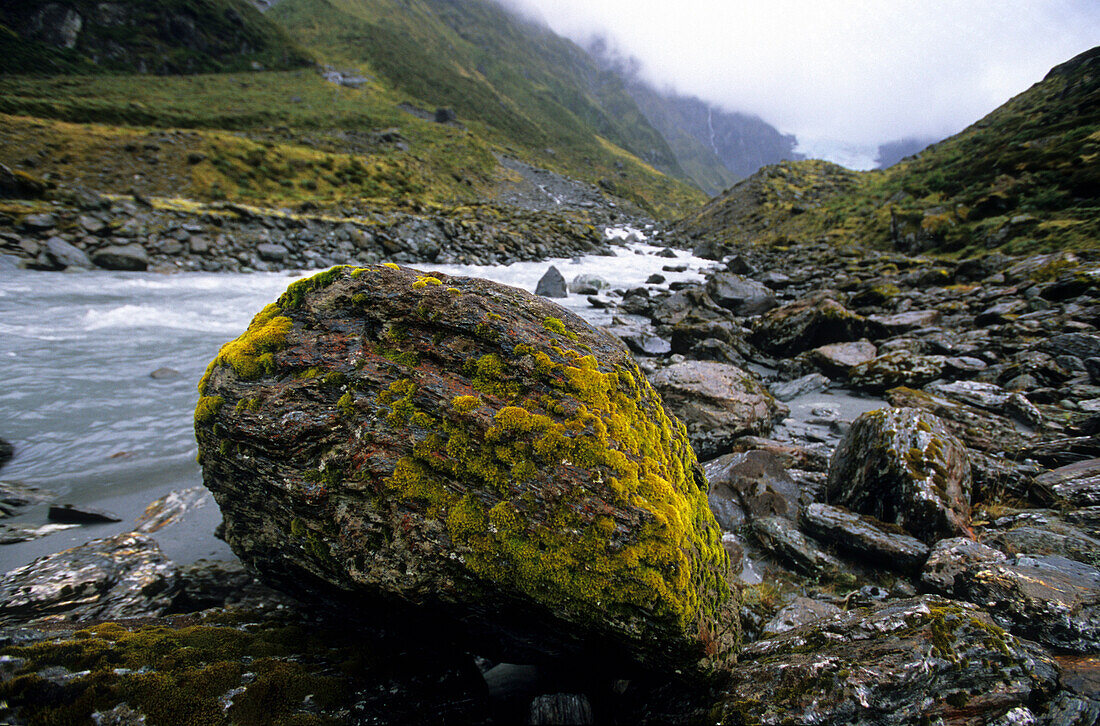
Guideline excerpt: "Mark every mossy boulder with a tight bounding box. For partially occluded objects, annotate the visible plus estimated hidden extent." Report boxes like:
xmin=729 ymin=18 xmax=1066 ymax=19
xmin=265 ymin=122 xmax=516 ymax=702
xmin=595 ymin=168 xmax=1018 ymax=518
xmin=195 ymin=265 xmax=737 ymax=675
xmin=826 ymin=407 xmax=972 ymax=544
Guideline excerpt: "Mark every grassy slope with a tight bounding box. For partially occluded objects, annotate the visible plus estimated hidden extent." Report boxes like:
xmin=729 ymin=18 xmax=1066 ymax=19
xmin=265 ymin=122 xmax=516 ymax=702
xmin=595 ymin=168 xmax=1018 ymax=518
xmin=268 ymin=0 xmax=704 ymax=215
xmin=681 ymin=46 xmax=1100 ymax=256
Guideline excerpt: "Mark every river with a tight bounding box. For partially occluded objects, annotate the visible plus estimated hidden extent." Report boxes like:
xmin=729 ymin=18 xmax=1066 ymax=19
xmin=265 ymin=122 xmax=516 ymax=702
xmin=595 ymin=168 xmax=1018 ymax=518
xmin=0 ymin=232 xmax=713 ymax=571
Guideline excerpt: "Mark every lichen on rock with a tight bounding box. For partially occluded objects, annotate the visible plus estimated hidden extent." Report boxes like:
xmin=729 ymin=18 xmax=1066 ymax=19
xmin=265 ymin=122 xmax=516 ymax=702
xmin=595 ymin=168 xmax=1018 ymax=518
xmin=195 ymin=264 xmax=736 ymax=675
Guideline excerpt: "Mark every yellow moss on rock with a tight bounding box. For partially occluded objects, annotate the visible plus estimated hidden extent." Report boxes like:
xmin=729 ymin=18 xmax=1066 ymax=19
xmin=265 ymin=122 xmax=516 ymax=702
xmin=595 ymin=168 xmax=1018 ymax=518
xmin=198 ymin=303 xmax=293 ymax=395
xmin=383 ymin=340 xmax=729 ymax=636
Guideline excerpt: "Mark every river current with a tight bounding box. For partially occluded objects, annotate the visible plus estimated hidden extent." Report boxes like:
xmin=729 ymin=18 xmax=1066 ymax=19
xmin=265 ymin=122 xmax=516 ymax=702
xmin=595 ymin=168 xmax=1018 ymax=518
xmin=0 ymin=232 xmax=712 ymax=570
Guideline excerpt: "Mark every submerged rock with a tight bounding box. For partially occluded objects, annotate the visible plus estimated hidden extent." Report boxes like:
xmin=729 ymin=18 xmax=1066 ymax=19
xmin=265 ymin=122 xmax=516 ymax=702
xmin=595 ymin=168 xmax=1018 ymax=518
xmin=0 ymin=533 xmax=179 ymax=625
xmin=713 ymin=596 xmax=1059 ymax=726
xmin=827 ymin=407 xmax=972 ymax=544
xmin=195 ymin=264 xmax=736 ymax=674
xmin=651 ymin=361 xmax=787 ymax=461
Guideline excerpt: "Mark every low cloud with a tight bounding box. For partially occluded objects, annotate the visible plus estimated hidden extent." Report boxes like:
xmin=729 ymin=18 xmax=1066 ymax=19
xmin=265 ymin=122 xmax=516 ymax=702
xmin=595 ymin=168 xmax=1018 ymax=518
xmin=501 ymin=0 xmax=1100 ymax=149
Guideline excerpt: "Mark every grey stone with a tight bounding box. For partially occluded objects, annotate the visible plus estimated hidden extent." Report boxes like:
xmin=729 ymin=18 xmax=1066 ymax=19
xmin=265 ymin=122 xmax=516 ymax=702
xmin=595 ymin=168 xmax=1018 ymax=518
xmin=705 ymin=272 xmax=777 ymax=316
xmin=652 ymin=361 xmax=788 ymax=460
xmin=1037 ymin=459 xmax=1100 ymax=507
xmin=760 ymin=596 xmax=842 ymax=637
xmin=705 ymin=451 xmax=802 ymax=531
xmin=802 ymin=502 xmax=930 ymax=571
xmin=811 ymin=340 xmax=877 ymax=374
xmin=0 ymin=533 xmax=179 ymax=625
xmin=44 ymin=236 xmax=92 ymax=269
xmin=921 ymin=537 xmax=1007 ymax=594
xmin=751 ymin=515 xmax=842 ymax=576
xmin=770 ymin=373 xmax=830 ymax=402
xmin=92 ymin=244 xmax=148 ymax=271
xmin=256 ymin=243 xmax=288 ymax=262
xmin=21 ymin=213 xmax=57 ymax=230
xmin=535 ymin=265 xmax=567 ymax=297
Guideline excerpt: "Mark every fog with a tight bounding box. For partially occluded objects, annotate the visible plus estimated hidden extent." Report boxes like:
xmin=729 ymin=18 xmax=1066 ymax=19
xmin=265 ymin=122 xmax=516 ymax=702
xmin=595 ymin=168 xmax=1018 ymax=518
xmin=501 ymin=0 xmax=1099 ymax=160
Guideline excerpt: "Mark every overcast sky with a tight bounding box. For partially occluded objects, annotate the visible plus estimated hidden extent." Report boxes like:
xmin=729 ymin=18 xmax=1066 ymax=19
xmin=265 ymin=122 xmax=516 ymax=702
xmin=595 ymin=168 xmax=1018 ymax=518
xmin=501 ymin=0 xmax=1099 ymax=154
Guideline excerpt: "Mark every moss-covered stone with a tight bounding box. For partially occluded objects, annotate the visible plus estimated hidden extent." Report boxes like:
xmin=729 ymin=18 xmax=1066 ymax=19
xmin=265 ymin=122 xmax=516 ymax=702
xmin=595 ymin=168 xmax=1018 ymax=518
xmin=195 ymin=264 xmax=737 ymax=676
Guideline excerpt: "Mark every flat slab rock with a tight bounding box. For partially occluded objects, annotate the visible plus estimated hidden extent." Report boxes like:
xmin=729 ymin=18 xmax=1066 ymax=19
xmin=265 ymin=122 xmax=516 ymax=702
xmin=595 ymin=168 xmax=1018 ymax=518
xmin=713 ymin=596 xmax=1059 ymax=726
xmin=195 ymin=264 xmax=736 ymax=674
xmin=801 ymin=502 xmax=930 ymax=572
xmin=0 ymin=533 xmax=179 ymax=625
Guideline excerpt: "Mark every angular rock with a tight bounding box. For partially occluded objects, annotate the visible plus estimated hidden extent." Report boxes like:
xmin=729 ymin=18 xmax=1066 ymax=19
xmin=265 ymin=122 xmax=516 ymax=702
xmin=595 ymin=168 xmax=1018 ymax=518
xmin=760 ymin=596 xmax=842 ymax=637
xmin=847 ymin=351 xmax=947 ymax=393
xmin=704 ymin=450 xmax=803 ymax=531
xmin=802 ymin=502 xmax=930 ymax=572
xmin=713 ymin=596 xmax=1059 ymax=726
xmin=650 ymin=287 xmax=728 ymax=328
xmin=920 ymin=537 xmax=1008 ymax=594
xmin=982 ymin=510 xmax=1100 ymax=564
xmin=750 ymin=293 xmax=866 ymax=355
xmin=1042 ymin=333 xmax=1100 ymax=362
xmin=867 ymin=309 xmax=942 ymax=335
xmin=827 ymin=407 xmax=972 ymax=544
xmin=751 ymin=515 xmax=842 ymax=577
xmin=770 ymin=372 xmax=830 ymax=402
xmin=194 ymin=264 xmax=737 ymax=673
xmin=133 ymin=485 xmax=208 ymax=533
xmin=91 ymin=243 xmax=148 ymax=271
xmin=535 ymin=265 xmax=567 ymax=297
xmin=948 ymin=554 xmax=1100 ymax=653
xmin=705 ymin=273 xmax=776 ymax=316
xmin=568 ymin=273 xmax=608 ymax=294
xmin=810 ymin=341 xmax=876 ymax=375
xmin=44 ymin=236 xmax=92 ymax=269
xmin=887 ymin=386 xmax=1033 ymax=453
xmin=651 ymin=361 xmax=787 ymax=461
xmin=1036 ymin=459 xmax=1100 ymax=507
xmin=0 ymin=480 xmax=53 ymax=517
xmin=0 ymin=533 xmax=179 ymax=625
xmin=0 ymin=522 xmax=78 ymax=545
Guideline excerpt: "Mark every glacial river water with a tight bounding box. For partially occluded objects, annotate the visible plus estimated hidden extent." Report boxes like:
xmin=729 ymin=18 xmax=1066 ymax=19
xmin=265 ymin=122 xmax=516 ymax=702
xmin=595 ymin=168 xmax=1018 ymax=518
xmin=0 ymin=232 xmax=716 ymax=571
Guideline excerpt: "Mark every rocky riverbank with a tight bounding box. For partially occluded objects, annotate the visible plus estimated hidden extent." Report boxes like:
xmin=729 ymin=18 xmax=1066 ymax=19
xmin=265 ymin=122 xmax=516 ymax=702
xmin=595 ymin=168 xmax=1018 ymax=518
xmin=0 ymin=179 xmax=639 ymax=273
xmin=3 ymin=234 xmax=1100 ymax=724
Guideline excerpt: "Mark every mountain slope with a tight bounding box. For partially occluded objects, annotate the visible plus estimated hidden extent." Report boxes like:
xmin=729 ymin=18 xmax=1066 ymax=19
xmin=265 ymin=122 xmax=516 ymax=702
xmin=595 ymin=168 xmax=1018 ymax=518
xmin=679 ymin=46 xmax=1100 ymax=257
xmin=0 ymin=0 xmax=312 ymax=74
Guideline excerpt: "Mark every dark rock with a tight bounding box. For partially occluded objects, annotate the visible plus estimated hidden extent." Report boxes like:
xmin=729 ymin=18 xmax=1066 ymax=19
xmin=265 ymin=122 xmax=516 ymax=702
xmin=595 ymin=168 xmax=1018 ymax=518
xmin=847 ymin=352 xmax=947 ymax=393
xmin=770 ymin=373 xmax=830 ymax=402
xmin=955 ymin=253 xmax=1012 ymax=281
xmin=866 ymin=310 xmax=941 ymax=336
xmin=616 ymin=330 xmax=671 ymax=357
xmin=0 ymin=163 xmax=47 ymax=198
xmin=948 ymin=554 xmax=1100 ymax=653
xmin=535 ymin=265 xmax=567 ymax=297
xmin=0 ymin=438 xmax=11 ymax=470
xmin=750 ymin=293 xmax=866 ymax=355
xmin=656 ymin=247 xmax=678 ymax=258
xmin=802 ymin=502 xmax=930 ymax=571
xmin=1022 ymin=436 xmax=1100 ymax=468
xmin=760 ymin=596 xmax=842 ymax=637
xmin=91 ymin=243 xmax=148 ymax=271
xmin=1042 ymin=333 xmax=1100 ymax=361
xmin=713 ymin=596 xmax=1059 ymax=726
xmin=0 ymin=533 xmax=179 ymax=625
xmin=1037 ymin=459 xmax=1100 ymax=508
xmin=149 ymin=367 xmax=181 ymax=380
xmin=48 ymin=503 xmax=122 ymax=524
xmin=173 ymin=558 xmax=295 ymax=612
xmin=527 ymin=694 xmax=594 ymax=725
xmin=194 ymin=265 xmax=736 ymax=674
xmin=704 ymin=451 xmax=803 ymax=531
xmin=975 ymin=300 xmax=1028 ymax=326
xmin=827 ymin=407 xmax=972 ymax=544
xmin=651 ymin=361 xmax=787 ymax=461
xmin=650 ymin=287 xmax=728 ymax=328
xmin=886 ymin=386 xmax=1032 ymax=453
xmin=982 ymin=510 xmax=1100 ymax=563
xmin=705 ymin=273 xmax=777 ymax=316
xmin=44 ymin=236 xmax=92 ymax=269
xmin=645 ymin=274 xmax=665 ymax=284
xmin=921 ymin=537 xmax=1007 ymax=594
xmin=0 ymin=480 xmax=53 ymax=517
xmin=751 ymin=515 xmax=842 ymax=577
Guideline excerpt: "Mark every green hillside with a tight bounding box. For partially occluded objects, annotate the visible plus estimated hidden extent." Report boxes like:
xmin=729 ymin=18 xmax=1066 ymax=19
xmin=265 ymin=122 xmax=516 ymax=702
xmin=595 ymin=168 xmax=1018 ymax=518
xmin=0 ymin=0 xmax=706 ymax=218
xmin=0 ymin=0 xmax=312 ymax=74
xmin=680 ymin=46 xmax=1100 ymax=257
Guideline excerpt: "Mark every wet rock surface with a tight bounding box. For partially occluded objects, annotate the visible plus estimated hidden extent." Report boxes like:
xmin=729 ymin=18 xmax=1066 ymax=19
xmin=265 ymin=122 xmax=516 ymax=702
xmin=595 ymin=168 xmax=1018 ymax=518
xmin=195 ymin=265 xmax=736 ymax=675
xmin=714 ymin=596 xmax=1059 ymax=726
